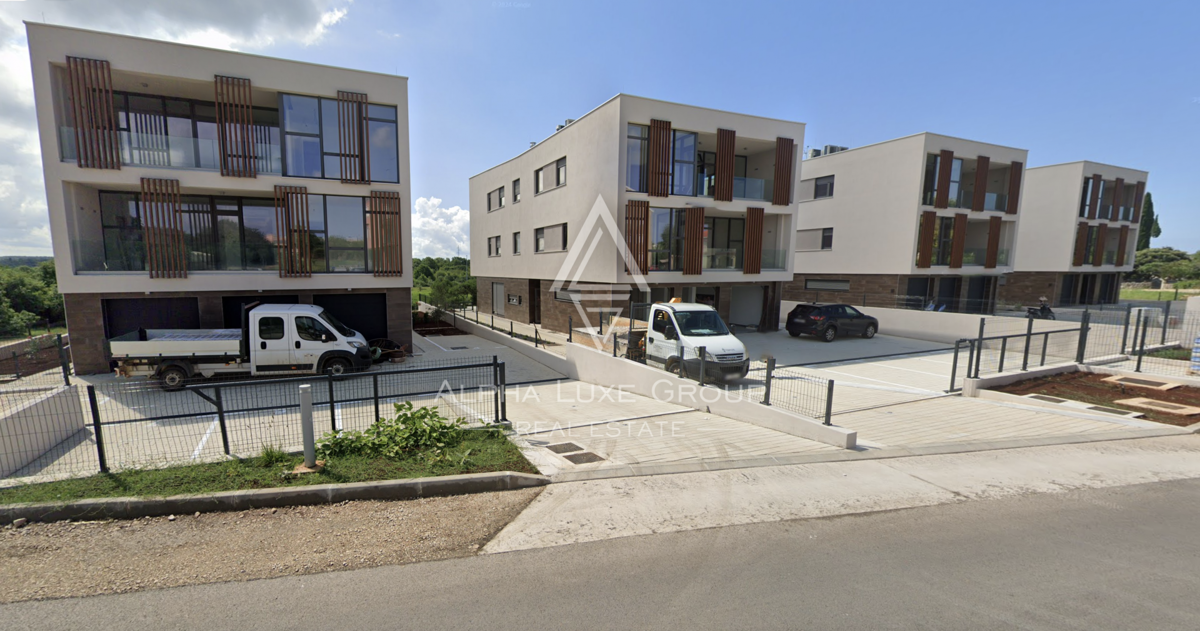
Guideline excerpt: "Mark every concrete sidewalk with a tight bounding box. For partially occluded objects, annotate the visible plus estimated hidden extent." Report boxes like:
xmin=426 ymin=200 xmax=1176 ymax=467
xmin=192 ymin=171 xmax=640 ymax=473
xmin=485 ymin=434 xmax=1200 ymax=553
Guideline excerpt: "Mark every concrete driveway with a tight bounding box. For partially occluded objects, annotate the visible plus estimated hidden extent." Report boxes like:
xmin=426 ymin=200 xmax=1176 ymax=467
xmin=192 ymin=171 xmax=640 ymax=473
xmin=736 ymin=328 xmax=950 ymax=367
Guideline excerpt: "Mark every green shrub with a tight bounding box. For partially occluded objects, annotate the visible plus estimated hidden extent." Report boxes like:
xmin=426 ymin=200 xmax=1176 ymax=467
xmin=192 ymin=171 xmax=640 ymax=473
xmin=317 ymin=401 xmax=468 ymax=460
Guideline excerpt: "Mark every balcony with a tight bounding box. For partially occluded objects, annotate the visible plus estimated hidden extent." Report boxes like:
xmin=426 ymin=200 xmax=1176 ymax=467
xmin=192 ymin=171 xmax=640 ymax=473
xmin=962 ymin=247 xmax=1010 ymax=267
xmin=60 ymin=127 xmax=282 ymax=175
xmin=922 ymin=154 xmax=1014 ymax=212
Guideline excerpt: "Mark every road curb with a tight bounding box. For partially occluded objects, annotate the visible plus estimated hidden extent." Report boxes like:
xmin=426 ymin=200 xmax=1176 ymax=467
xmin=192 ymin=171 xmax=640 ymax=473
xmin=0 ymin=471 xmax=550 ymax=525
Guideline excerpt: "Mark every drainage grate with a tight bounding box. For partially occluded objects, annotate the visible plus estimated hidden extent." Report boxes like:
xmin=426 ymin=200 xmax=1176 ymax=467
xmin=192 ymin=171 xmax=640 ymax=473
xmin=1116 ymin=377 xmax=1169 ymax=387
xmin=1087 ymin=405 xmax=1130 ymax=415
xmin=451 ymin=346 xmax=469 ymax=350
xmin=546 ymin=442 xmax=583 ymax=454
xmin=564 ymin=452 xmax=605 ymax=464
xmin=1029 ymin=395 xmax=1066 ymax=403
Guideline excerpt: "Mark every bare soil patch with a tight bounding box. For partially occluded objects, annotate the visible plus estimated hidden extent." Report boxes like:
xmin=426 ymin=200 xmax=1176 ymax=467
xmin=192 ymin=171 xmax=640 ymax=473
xmin=992 ymin=371 xmax=1200 ymax=427
xmin=0 ymin=487 xmax=541 ymax=603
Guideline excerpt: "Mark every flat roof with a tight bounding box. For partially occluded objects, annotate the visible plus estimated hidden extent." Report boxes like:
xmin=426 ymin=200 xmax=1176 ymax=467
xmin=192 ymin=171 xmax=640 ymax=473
xmin=1027 ymin=160 xmax=1149 ymax=175
xmin=802 ymin=131 xmax=1027 ymax=162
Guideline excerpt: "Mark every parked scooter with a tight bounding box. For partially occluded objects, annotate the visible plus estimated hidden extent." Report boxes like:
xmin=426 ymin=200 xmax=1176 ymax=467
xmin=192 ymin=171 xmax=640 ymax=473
xmin=1026 ymin=298 xmax=1056 ymax=320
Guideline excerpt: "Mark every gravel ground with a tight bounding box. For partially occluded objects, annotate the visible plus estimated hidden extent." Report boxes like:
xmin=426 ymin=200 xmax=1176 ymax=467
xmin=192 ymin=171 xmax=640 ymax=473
xmin=0 ymin=488 xmax=541 ymax=603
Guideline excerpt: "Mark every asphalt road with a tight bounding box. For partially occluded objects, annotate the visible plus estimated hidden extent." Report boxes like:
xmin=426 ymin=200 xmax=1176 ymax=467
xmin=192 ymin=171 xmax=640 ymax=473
xmin=4 ymin=478 xmax=1199 ymax=630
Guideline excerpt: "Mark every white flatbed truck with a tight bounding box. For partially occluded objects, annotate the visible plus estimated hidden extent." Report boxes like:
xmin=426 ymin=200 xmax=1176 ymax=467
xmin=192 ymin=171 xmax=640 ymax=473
xmin=110 ymin=303 xmax=372 ymax=390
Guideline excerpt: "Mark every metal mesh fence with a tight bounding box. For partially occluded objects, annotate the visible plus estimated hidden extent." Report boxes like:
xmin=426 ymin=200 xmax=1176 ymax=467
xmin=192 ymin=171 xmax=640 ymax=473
xmin=0 ymin=356 xmax=505 ymax=484
xmin=0 ymin=334 xmax=71 ymax=387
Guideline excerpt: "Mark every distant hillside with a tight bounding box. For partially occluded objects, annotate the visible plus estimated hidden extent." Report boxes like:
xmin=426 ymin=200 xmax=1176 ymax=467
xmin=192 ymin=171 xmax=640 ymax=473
xmin=0 ymin=256 xmax=52 ymax=268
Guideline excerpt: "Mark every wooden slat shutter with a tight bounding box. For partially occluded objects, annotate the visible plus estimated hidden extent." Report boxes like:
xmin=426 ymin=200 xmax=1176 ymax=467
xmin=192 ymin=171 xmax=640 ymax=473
xmin=682 ymin=207 xmax=705 ymax=275
xmin=1116 ymin=225 xmax=1129 ymax=266
xmin=66 ymin=57 xmax=121 ymax=170
xmin=368 ymin=191 xmax=404 ymax=277
xmin=274 ymin=185 xmax=312 ymax=278
xmin=934 ymin=150 xmax=954 ymax=208
xmin=1072 ymin=222 xmax=1089 ymax=266
xmin=1087 ymin=174 xmax=1101 ymax=219
xmin=624 ymin=200 xmax=649 ymax=275
xmin=743 ymin=207 xmax=764 ymax=275
xmin=214 ymin=75 xmax=256 ymax=177
xmin=771 ymin=137 xmax=795 ymax=206
xmin=949 ymin=213 xmax=968 ymax=269
xmin=1132 ymin=181 xmax=1146 ymax=222
xmin=972 ymin=156 xmax=990 ymax=212
xmin=1092 ymin=223 xmax=1108 ymax=267
xmin=140 ymin=178 xmax=186 ymax=279
xmin=984 ymin=215 xmax=1002 ymax=268
xmin=1005 ymin=161 xmax=1022 ymax=214
xmin=647 ymin=119 xmax=672 ymax=197
xmin=714 ymin=128 xmax=736 ymax=202
xmin=1111 ymin=178 xmax=1125 ymax=222
xmin=916 ymin=211 xmax=936 ymax=269
xmin=337 ymin=91 xmax=370 ymax=184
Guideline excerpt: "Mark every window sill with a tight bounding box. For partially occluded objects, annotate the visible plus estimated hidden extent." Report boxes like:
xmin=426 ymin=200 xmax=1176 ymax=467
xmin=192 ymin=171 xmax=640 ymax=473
xmin=796 ymin=248 xmax=833 ymax=253
xmin=534 ymin=249 xmax=567 ymax=254
xmin=534 ymin=184 xmax=566 ymax=197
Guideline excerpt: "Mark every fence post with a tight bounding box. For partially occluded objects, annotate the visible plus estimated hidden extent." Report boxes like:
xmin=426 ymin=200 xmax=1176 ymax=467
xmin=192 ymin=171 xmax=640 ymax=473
xmin=372 ymin=373 xmax=380 ymax=422
xmin=534 ymin=328 xmax=540 ymax=348
xmin=491 ymin=313 xmax=495 ymax=330
xmin=863 ymin=292 xmax=868 ymax=307
xmin=510 ymin=321 xmax=514 ymax=338
xmin=1040 ymin=332 xmax=1049 ymax=366
xmin=1075 ymin=311 xmax=1091 ymax=364
xmin=761 ymin=356 xmax=775 ymax=405
xmin=568 ymin=316 xmax=573 ymax=343
xmin=824 ymin=379 xmax=835 ymax=426
xmin=56 ymin=333 xmax=70 ymax=386
xmin=214 ymin=386 xmax=231 ymax=456
xmin=949 ymin=340 xmax=961 ymax=392
xmin=973 ymin=319 xmax=986 ymax=378
xmin=499 ymin=361 xmax=507 ymax=423
xmin=1162 ymin=301 xmax=1172 ymax=345
xmin=299 ymin=383 xmax=316 ymax=469
xmin=1120 ymin=303 xmax=1132 ymax=354
xmin=87 ymin=385 xmax=108 ymax=473
xmin=1129 ymin=312 xmax=1141 ymax=359
xmin=327 ymin=375 xmax=337 ymax=433
xmin=491 ymin=355 xmax=500 ymax=424
xmin=997 ymin=337 xmax=1008 ymax=373
xmin=1021 ymin=317 xmax=1033 ymax=371
xmin=697 ymin=346 xmax=706 ymax=387
xmin=1136 ymin=313 xmax=1149 ymax=372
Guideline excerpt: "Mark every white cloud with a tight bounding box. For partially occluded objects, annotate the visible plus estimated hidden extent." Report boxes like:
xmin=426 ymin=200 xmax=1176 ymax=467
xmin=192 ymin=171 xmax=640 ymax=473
xmin=0 ymin=0 xmax=352 ymax=256
xmin=412 ymin=197 xmax=470 ymax=259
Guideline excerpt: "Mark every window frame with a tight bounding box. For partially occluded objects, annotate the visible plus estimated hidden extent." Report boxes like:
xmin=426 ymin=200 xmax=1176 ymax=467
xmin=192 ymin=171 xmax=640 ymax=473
xmin=821 ymin=227 xmax=834 ymax=250
xmin=535 ymin=157 xmax=567 ymax=195
xmin=512 ymin=231 xmax=521 ymax=255
xmin=814 ymin=175 xmax=835 ymax=199
xmin=487 ymin=235 xmax=502 ymax=258
xmin=512 ymin=178 xmax=521 ymax=203
xmin=279 ymin=93 xmax=400 ymax=183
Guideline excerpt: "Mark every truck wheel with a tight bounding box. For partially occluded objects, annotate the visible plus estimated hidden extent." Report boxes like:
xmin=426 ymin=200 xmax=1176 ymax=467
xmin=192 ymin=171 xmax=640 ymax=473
xmin=323 ymin=357 xmax=351 ymax=376
xmin=666 ymin=359 xmax=685 ymax=379
xmin=159 ymin=366 xmax=187 ymax=391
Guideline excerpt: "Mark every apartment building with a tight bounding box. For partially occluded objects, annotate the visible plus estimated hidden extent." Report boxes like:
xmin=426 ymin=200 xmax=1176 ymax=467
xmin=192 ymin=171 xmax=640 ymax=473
xmin=785 ymin=133 xmax=1027 ymax=313
xmin=469 ymin=94 xmax=804 ymax=333
xmin=1000 ymin=161 xmax=1147 ymax=306
xmin=27 ymin=24 xmax=412 ymax=374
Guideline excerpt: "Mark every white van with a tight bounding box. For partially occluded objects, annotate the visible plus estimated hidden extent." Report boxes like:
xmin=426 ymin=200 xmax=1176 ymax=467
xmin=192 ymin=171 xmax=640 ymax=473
xmin=645 ymin=302 xmax=749 ymax=382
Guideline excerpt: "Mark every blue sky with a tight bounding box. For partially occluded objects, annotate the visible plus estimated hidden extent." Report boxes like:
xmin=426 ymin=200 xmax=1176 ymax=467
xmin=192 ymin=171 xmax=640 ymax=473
xmin=0 ymin=0 xmax=1196 ymax=257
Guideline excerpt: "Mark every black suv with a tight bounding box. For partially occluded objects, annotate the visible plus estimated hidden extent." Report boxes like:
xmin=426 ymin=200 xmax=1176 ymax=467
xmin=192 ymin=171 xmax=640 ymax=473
xmin=786 ymin=303 xmax=879 ymax=342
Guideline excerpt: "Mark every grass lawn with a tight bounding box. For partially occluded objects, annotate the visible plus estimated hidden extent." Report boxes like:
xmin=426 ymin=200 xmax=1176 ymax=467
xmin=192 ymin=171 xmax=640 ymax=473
xmin=0 ymin=430 xmax=536 ymax=505
xmin=1118 ymin=288 xmax=1187 ymax=302
xmin=411 ymin=286 xmax=432 ymax=306
xmin=1146 ymin=347 xmax=1192 ymax=361
xmin=0 ymin=326 xmax=68 ymax=345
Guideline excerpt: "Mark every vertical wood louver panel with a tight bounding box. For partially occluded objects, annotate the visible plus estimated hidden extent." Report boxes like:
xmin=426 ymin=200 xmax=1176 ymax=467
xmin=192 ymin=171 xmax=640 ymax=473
xmin=743 ymin=207 xmax=764 ymax=275
xmin=274 ymin=185 xmax=312 ymax=278
xmin=971 ymin=156 xmax=990 ymax=212
xmin=1073 ymin=222 xmax=1089 ymax=266
xmin=1092 ymin=223 xmax=1108 ymax=267
xmin=714 ymin=129 xmax=736 ymax=202
xmin=949 ymin=213 xmax=967 ymax=269
xmin=1005 ymin=161 xmax=1023 ymax=214
xmin=337 ymin=91 xmax=370 ymax=184
xmin=647 ymin=119 xmax=672 ymax=197
xmin=66 ymin=57 xmax=121 ymax=170
xmin=934 ymin=150 xmax=954 ymax=208
xmin=214 ymin=75 xmax=256 ymax=178
xmin=624 ymin=200 xmax=649 ymax=275
xmin=984 ymin=215 xmax=1002 ymax=268
xmin=682 ymin=207 xmax=705 ymax=275
xmin=1132 ymin=181 xmax=1146 ymax=222
xmin=1087 ymin=174 xmax=1101 ymax=220
xmin=368 ymin=190 xmax=404 ymax=277
xmin=1111 ymin=178 xmax=1125 ymax=222
xmin=916 ymin=211 xmax=936 ymax=269
xmin=140 ymin=178 xmax=186 ymax=279
xmin=1116 ymin=225 xmax=1129 ymax=266
xmin=771 ymin=137 xmax=795 ymax=206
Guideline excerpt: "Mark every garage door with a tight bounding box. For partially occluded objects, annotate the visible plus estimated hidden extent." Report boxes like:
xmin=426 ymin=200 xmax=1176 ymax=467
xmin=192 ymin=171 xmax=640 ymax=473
xmin=312 ymin=293 xmax=389 ymax=341
xmin=222 ymin=295 xmax=299 ymax=328
xmin=729 ymin=286 xmax=764 ymax=327
xmin=103 ymin=297 xmax=200 ymax=339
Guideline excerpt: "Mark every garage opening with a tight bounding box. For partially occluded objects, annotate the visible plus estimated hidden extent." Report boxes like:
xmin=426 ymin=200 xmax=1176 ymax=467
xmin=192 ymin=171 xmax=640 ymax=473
xmin=103 ymin=297 xmax=200 ymax=339
xmin=729 ymin=286 xmax=764 ymax=327
xmin=312 ymin=293 xmax=388 ymax=341
xmin=221 ymin=295 xmax=299 ymax=328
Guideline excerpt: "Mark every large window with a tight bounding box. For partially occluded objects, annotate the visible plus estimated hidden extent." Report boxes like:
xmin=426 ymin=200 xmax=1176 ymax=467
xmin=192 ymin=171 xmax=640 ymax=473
xmin=929 ymin=216 xmax=955 ymax=266
xmin=488 ymin=186 xmax=505 ymax=211
xmin=814 ymin=176 xmax=835 ymax=199
xmin=922 ymin=154 xmax=964 ymax=207
xmin=649 ymin=208 xmax=686 ymax=271
xmin=535 ymin=157 xmax=566 ymax=194
xmin=87 ymin=191 xmax=381 ymax=274
xmin=626 ymin=124 xmax=648 ymax=192
xmin=704 ymin=216 xmax=745 ymax=269
xmin=534 ymin=223 xmax=567 ymax=253
xmin=280 ymin=94 xmax=399 ymax=183
xmin=671 ymin=131 xmax=697 ymax=196
xmin=1078 ymin=177 xmax=1094 ymax=218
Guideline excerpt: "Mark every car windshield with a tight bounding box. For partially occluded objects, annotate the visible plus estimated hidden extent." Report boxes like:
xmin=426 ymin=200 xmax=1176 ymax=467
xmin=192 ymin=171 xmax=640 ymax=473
xmin=673 ymin=310 xmax=730 ymax=337
xmin=319 ymin=310 xmax=356 ymax=338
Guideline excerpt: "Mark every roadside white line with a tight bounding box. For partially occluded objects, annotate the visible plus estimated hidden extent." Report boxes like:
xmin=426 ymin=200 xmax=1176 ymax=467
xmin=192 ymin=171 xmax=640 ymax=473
xmin=814 ymin=368 xmax=929 ymax=391
xmin=192 ymin=416 xmax=217 ymax=460
xmin=422 ymin=336 xmax=451 ymax=352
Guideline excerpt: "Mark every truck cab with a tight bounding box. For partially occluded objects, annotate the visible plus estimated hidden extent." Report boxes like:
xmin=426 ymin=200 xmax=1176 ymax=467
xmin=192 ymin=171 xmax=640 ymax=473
xmin=645 ymin=302 xmax=749 ymax=382
xmin=248 ymin=304 xmax=372 ymax=376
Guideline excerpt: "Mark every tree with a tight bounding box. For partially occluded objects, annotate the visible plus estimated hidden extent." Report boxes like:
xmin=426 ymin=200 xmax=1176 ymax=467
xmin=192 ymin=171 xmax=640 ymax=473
xmin=1128 ymin=247 xmax=1192 ymax=282
xmin=1136 ymin=192 xmax=1160 ymax=251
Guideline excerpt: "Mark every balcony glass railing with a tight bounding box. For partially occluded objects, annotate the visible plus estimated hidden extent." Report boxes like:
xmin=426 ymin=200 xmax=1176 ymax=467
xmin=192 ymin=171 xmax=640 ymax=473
xmin=961 ymin=248 xmax=1010 ymax=267
xmin=733 ymin=177 xmax=772 ymax=201
xmin=60 ymin=127 xmax=282 ymax=174
xmin=761 ymin=248 xmax=787 ymax=270
xmin=702 ymin=247 xmax=741 ymax=270
xmin=1103 ymin=250 xmax=1117 ymax=265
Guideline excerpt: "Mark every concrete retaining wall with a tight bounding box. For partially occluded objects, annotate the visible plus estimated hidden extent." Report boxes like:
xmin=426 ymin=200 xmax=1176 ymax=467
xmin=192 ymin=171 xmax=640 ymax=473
xmin=435 ymin=308 xmax=573 ymax=378
xmin=0 ymin=385 xmax=86 ymax=477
